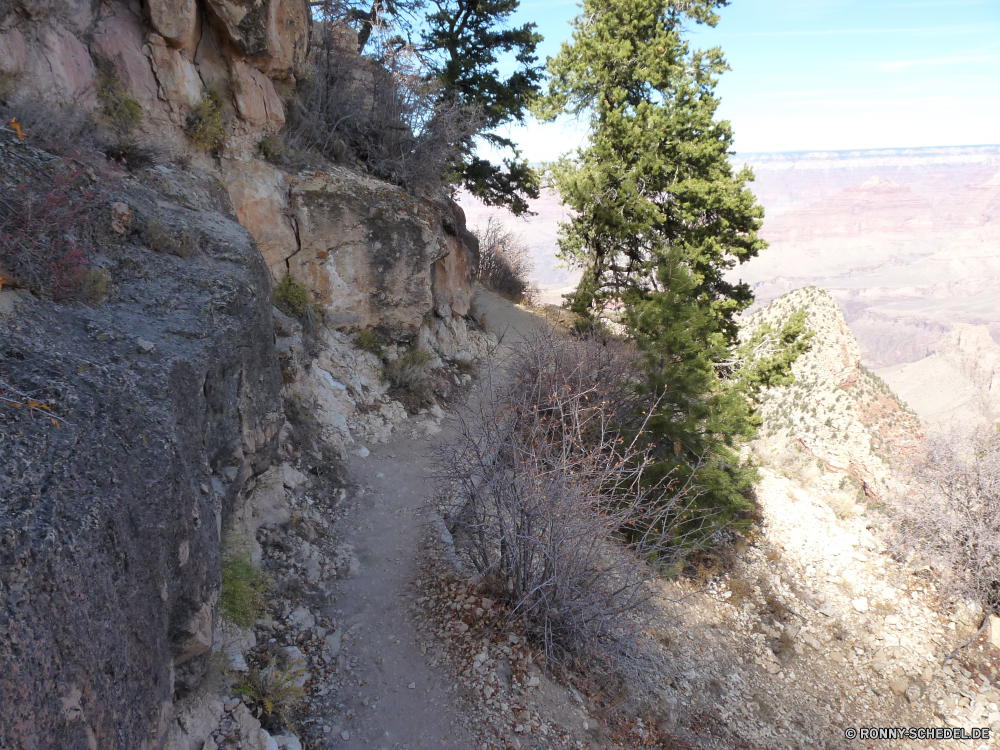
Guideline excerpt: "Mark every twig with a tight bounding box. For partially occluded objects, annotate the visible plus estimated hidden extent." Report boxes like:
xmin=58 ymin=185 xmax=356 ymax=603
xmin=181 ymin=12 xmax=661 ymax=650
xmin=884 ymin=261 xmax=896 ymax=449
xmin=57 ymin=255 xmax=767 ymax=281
xmin=941 ymin=613 xmax=991 ymax=668
xmin=0 ymin=379 xmax=74 ymax=427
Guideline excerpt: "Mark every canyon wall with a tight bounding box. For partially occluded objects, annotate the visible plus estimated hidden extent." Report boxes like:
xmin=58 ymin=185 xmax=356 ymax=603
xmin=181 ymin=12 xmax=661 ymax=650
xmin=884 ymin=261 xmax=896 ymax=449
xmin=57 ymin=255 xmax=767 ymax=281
xmin=0 ymin=0 xmax=485 ymax=745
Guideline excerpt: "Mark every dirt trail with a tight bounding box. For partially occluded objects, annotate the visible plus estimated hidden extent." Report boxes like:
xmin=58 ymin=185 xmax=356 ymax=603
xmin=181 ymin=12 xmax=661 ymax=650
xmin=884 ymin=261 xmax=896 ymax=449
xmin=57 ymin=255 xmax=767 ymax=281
xmin=316 ymin=288 xmax=548 ymax=748
xmin=329 ymin=434 xmax=477 ymax=749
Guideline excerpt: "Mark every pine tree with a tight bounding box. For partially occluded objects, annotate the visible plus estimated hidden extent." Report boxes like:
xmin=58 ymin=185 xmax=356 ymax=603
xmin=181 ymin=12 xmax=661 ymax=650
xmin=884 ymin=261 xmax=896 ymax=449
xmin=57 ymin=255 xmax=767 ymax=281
xmin=537 ymin=0 xmax=807 ymax=536
xmin=422 ymin=0 xmax=544 ymax=214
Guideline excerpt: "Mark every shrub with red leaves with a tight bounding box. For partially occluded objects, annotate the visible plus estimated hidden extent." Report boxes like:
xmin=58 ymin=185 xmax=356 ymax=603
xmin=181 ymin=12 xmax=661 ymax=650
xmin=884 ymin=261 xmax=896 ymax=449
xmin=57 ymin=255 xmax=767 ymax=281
xmin=0 ymin=164 xmax=103 ymax=300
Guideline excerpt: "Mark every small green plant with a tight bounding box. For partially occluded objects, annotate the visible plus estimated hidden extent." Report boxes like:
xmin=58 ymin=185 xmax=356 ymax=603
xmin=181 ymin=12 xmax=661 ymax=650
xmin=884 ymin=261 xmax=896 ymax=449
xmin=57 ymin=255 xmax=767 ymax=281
xmin=235 ymin=657 xmax=305 ymax=726
xmin=219 ymin=545 xmax=271 ymax=628
xmin=95 ymin=60 xmax=142 ymax=136
xmin=273 ymin=274 xmax=322 ymax=322
xmin=185 ymin=90 xmax=227 ymax=151
xmin=259 ymin=135 xmax=285 ymax=163
xmin=353 ymin=328 xmax=384 ymax=357
xmin=81 ymin=267 xmax=110 ymax=303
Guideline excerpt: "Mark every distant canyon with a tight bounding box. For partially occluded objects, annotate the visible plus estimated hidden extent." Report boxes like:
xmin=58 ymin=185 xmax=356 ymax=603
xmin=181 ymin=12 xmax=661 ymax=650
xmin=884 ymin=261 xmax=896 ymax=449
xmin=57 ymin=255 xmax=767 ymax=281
xmin=459 ymin=144 xmax=1000 ymax=426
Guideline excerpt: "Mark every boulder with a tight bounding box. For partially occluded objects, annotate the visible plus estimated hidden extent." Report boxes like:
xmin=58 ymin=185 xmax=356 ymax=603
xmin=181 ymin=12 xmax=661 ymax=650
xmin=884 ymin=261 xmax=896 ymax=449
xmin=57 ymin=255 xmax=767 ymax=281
xmin=288 ymin=168 xmax=454 ymax=334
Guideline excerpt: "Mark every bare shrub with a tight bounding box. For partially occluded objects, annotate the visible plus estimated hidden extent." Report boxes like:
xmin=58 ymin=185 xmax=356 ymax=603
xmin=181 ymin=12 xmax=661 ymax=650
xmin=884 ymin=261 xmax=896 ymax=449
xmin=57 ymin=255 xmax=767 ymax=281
xmin=473 ymin=216 xmax=533 ymax=300
xmin=0 ymin=156 xmax=107 ymax=299
xmin=284 ymin=7 xmax=481 ymax=188
xmin=0 ymin=96 xmax=98 ymax=157
xmin=435 ymin=331 xmax=709 ymax=696
xmin=888 ymin=426 xmax=1000 ymax=612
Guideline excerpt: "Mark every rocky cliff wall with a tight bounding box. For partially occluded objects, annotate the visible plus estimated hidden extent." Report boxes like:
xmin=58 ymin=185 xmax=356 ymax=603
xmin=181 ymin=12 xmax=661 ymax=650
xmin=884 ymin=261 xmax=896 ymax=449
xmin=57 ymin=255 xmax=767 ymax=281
xmin=0 ymin=0 xmax=480 ymax=348
xmin=0 ymin=146 xmax=283 ymax=749
xmin=0 ymin=0 xmax=485 ymax=744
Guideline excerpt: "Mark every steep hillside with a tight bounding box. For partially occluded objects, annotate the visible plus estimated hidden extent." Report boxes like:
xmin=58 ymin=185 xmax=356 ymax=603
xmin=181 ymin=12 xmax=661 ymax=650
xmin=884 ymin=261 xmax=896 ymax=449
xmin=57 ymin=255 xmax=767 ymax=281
xmin=743 ymin=288 xmax=922 ymax=502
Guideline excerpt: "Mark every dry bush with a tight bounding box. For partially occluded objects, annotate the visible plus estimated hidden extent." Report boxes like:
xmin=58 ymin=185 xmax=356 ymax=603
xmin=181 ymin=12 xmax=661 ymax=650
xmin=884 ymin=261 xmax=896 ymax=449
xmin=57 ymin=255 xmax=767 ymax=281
xmin=284 ymin=7 xmax=481 ymax=188
xmin=473 ymin=216 xmax=533 ymax=300
xmin=0 ymin=156 xmax=107 ymax=299
xmin=386 ymin=348 xmax=435 ymax=412
xmin=436 ymin=331 xmax=709 ymax=697
xmin=888 ymin=426 xmax=1000 ymax=612
xmin=0 ymin=97 xmax=98 ymax=157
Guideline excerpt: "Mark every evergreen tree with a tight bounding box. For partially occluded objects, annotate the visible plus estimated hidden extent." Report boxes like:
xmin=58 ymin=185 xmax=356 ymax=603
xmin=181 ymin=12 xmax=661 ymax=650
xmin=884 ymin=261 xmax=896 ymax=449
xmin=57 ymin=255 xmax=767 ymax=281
xmin=536 ymin=0 xmax=808 ymax=534
xmin=422 ymin=0 xmax=544 ymax=214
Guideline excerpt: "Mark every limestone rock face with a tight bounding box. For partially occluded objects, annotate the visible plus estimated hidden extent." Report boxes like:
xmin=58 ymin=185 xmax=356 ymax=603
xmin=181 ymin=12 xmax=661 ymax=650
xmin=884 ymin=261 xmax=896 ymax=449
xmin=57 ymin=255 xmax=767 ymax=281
xmin=22 ymin=24 xmax=96 ymax=105
xmin=91 ymin=7 xmax=161 ymax=108
xmin=288 ymin=168 xmax=452 ymax=333
xmin=221 ymin=159 xmax=298 ymax=274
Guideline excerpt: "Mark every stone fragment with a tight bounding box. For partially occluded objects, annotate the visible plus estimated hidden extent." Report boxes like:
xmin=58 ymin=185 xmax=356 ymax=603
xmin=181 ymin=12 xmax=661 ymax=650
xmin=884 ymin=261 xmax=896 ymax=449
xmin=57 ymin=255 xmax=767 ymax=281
xmin=273 ymin=735 xmax=303 ymax=750
xmin=289 ymin=606 xmax=315 ymax=629
xmin=904 ymin=682 xmax=923 ymax=703
xmin=137 ymin=338 xmax=157 ymax=354
xmin=111 ymin=203 xmax=132 ymax=234
xmin=888 ymin=678 xmax=908 ymax=696
xmin=324 ymin=631 xmax=342 ymax=659
xmin=851 ymin=597 xmax=869 ymax=613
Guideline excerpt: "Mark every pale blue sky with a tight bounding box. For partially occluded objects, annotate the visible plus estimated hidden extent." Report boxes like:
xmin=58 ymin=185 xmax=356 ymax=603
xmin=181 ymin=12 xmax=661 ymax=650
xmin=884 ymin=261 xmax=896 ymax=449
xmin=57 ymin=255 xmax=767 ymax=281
xmin=488 ymin=0 xmax=1000 ymax=159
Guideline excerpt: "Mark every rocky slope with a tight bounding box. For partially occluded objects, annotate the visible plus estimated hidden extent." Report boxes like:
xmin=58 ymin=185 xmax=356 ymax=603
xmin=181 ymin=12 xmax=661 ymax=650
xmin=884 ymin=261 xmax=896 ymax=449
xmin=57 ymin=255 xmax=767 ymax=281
xmin=742 ymin=287 xmax=922 ymax=502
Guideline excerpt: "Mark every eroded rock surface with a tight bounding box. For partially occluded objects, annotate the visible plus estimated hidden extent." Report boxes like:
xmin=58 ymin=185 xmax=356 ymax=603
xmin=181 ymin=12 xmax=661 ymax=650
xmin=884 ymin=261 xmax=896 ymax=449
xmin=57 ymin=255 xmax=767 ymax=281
xmin=0 ymin=147 xmax=282 ymax=749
